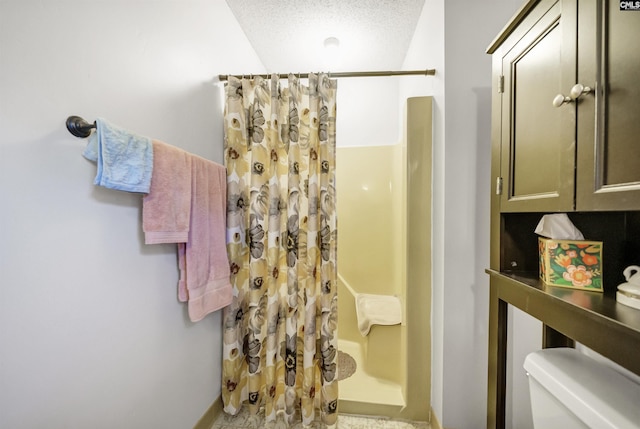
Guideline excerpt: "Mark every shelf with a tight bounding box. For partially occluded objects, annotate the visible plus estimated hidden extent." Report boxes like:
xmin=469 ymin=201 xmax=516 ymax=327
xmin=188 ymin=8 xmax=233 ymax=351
xmin=487 ymin=269 xmax=640 ymax=376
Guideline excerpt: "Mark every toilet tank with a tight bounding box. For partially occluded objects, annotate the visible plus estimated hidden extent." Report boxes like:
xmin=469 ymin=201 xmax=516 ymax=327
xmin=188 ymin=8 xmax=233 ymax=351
xmin=524 ymin=348 xmax=640 ymax=429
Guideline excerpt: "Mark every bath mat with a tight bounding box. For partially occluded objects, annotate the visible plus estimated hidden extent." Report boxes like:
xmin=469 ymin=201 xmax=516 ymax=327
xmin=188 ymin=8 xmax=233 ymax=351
xmin=337 ymin=350 xmax=357 ymax=381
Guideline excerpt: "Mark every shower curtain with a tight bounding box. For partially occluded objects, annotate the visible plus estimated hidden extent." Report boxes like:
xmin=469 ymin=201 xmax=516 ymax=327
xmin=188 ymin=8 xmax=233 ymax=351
xmin=221 ymin=73 xmax=339 ymax=427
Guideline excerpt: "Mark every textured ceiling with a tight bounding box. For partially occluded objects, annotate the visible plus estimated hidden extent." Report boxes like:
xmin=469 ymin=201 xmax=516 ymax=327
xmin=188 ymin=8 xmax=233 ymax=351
xmin=225 ymin=0 xmax=426 ymax=73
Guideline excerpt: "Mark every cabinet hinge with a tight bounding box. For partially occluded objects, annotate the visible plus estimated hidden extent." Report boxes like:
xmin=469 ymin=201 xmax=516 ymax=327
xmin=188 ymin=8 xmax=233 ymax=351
xmin=496 ymin=177 xmax=503 ymax=195
xmin=498 ymin=75 xmax=504 ymax=93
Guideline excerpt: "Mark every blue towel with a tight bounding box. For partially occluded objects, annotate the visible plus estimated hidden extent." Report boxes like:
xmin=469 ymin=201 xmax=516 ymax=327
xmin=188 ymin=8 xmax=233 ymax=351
xmin=82 ymin=118 xmax=153 ymax=193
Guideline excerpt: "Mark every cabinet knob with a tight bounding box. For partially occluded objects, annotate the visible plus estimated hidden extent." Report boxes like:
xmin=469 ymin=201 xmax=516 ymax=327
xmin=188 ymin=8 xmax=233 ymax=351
xmin=552 ymin=84 xmax=594 ymax=107
xmin=552 ymin=94 xmax=572 ymax=107
xmin=570 ymin=83 xmax=593 ymax=99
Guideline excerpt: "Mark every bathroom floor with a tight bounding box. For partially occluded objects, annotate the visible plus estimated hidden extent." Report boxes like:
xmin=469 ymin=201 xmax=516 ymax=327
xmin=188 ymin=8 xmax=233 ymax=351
xmin=211 ymin=407 xmax=430 ymax=429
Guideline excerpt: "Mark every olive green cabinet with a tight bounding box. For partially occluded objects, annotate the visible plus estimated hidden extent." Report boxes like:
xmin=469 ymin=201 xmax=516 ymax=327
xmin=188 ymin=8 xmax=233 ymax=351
xmin=576 ymin=1 xmax=640 ymax=210
xmin=489 ymin=0 xmax=640 ymax=213
xmin=486 ymin=2 xmax=640 ymax=428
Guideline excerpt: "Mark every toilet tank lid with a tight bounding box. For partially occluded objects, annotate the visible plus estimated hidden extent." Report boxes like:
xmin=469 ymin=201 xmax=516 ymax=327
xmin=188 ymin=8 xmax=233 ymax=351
xmin=524 ymin=348 xmax=640 ymax=429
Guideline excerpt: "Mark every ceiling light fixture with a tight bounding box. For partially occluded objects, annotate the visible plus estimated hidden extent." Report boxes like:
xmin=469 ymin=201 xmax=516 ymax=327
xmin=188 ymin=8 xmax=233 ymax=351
xmin=323 ymin=37 xmax=340 ymax=50
xmin=323 ymin=37 xmax=341 ymax=69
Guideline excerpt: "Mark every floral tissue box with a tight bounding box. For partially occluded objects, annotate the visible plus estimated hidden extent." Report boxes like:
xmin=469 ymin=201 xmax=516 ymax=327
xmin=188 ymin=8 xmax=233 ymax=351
xmin=538 ymin=238 xmax=603 ymax=292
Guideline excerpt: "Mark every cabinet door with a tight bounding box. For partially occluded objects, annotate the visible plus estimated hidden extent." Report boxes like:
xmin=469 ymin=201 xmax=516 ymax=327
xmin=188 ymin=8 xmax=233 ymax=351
xmin=576 ymin=1 xmax=640 ymax=211
xmin=499 ymin=0 xmax=576 ymax=212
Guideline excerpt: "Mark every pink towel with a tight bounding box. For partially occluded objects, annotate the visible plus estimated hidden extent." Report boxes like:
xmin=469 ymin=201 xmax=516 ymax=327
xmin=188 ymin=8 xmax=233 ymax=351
xmin=180 ymin=156 xmax=232 ymax=321
xmin=142 ymin=141 xmax=232 ymax=321
xmin=143 ymin=141 xmax=192 ymax=244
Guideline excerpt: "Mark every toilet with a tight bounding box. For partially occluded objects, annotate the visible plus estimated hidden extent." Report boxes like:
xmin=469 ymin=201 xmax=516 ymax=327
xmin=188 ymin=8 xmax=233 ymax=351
xmin=525 ymin=348 xmax=640 ymax=428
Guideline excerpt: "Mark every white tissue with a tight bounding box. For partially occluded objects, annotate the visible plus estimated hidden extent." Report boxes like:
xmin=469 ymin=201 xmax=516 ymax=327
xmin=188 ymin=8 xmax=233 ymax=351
xmin=534 ymin=213 xmax=584 ymax=240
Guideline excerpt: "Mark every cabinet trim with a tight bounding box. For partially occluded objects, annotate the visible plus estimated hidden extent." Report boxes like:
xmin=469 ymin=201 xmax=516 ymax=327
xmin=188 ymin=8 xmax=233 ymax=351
xmin=486 ymin=0 xmax=542 ymax=54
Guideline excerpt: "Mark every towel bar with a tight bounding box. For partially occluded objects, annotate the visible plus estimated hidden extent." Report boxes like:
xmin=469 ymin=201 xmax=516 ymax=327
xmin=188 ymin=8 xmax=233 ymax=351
xmin=66 ymin=116 xmax=96 ymax=138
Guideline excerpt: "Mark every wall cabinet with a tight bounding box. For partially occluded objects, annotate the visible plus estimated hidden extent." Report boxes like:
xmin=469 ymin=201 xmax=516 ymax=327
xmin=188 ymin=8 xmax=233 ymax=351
xmin=486 ymin=1 xmax=640 ymax=428
xmin=490 ymin=0 xmax=640 ymax=213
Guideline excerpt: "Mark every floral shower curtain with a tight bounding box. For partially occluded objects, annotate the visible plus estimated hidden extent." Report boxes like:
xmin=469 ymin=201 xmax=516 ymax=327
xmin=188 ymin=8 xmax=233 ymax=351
xmin=222 ymin=73 xmax=339 ymax=427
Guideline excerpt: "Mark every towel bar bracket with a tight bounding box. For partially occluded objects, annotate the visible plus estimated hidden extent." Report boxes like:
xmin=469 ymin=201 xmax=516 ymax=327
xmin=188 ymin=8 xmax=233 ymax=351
xmin=66 ymin=115 xmax=96 ymax=138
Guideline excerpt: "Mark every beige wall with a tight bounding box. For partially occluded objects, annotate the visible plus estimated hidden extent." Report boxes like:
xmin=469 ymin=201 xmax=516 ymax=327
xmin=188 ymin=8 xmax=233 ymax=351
xmin=336 ymin=144 xmax=405 ymax=384
xmin=336 ymin=97 xmax=432 ymax=422
xmin=337 ymin=145 xmax=405 ymax=298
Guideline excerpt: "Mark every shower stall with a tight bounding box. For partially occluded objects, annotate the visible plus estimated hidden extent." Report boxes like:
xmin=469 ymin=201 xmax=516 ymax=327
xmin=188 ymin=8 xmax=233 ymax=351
xmin=336 ymin=97 xmax=432 ymax=421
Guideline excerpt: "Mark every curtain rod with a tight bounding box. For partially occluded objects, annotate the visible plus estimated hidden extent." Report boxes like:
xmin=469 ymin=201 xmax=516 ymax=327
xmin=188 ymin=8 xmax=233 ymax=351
xmin=217 ymin=68 xmax=436 ymax=81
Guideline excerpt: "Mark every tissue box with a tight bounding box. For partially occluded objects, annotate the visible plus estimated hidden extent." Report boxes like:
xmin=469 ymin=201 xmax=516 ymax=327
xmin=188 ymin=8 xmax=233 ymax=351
xmin=538 ymin=238 xmax=603 ymax=291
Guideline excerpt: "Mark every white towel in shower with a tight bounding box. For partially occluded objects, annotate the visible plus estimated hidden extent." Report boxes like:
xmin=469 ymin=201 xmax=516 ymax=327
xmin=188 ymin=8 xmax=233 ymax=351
xmin=355 ymin=293 xmax=402 ymax=336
